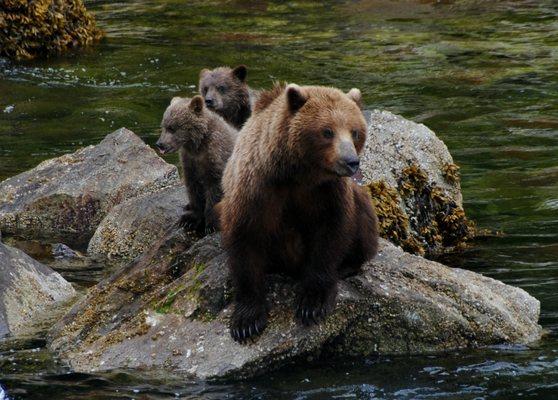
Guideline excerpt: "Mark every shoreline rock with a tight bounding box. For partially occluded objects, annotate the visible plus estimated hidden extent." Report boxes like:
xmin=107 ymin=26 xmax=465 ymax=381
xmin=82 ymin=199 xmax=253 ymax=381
xmin=48 ymin=230 xmax=541 ymax=380
xmin=0 ymin=128 xmax=179 ymax=248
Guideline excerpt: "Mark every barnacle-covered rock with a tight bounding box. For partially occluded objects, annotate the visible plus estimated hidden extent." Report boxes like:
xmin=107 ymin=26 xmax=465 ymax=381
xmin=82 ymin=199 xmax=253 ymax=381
xmin=0 ymin=0 xmax=103 ymax=60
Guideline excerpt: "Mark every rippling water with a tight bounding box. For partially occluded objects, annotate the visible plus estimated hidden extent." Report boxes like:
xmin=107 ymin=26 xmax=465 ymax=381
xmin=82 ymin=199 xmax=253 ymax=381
xmin=0 ymin=0 xmax=557 ymax=398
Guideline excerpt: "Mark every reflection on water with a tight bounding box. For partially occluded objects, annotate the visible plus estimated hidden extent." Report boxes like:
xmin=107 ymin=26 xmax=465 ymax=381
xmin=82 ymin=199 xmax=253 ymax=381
xmin=0 ymin=0 xmax=557 ymax=398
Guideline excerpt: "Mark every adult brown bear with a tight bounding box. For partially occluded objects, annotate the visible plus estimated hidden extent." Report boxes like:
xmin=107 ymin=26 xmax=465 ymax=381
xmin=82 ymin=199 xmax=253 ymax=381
xmin=220 ymin=83 xmax=379 ymax=343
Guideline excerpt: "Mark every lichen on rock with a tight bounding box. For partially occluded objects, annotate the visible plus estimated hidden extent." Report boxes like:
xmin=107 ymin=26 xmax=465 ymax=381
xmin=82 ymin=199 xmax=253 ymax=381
xmin=0 ymin=0 xmax=103 ymax=60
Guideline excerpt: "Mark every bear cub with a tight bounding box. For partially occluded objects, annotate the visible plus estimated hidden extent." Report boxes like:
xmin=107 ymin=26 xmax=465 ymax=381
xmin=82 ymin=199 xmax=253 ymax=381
xmin=156 ymin=95 xmax=237 ymax=234
xmin=220 ymin=83 xmax=379 ymax=343
xmin=199 ymin=65 xmax=254 ymax=129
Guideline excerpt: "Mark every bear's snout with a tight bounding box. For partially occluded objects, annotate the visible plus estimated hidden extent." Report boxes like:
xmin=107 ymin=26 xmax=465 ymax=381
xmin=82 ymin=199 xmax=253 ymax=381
xmin=334 ymin=140 xmax=360 ymax=177
xmin=155 ymin=140 xmax=170 ymax=154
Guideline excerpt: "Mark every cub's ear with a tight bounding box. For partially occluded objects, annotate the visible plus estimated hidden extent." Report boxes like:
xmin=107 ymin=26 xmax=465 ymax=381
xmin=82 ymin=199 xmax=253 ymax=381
xmin=199 ymin=68 xmax=210 ymax=79
xmin=189 ymin=96 xmax=204 ymax=114
xmin=346 ymin=88 xmax=363 ymax=109
xmin=170 ymin=96 xmax=182 ymax=106
xmin=286 ymin=83 xmax=307 ymax=113
xmin=232 ymin=65 xmax=247 ymax=82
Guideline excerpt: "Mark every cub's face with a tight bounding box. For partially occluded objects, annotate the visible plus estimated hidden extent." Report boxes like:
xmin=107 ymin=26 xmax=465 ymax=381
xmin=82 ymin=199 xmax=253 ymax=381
xmin=198 ymin=65 xmax=248 ymax=113
xmin=156 ymin=96 xmax=206 ymax=154
xmin=286 ymin=85 xmax=367 ymax=178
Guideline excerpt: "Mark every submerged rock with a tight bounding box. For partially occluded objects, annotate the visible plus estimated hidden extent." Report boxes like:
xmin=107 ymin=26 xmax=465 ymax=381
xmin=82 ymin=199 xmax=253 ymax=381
xmin=88 ymin=185 xmax=186 ymax=261
xmin=361 ymin=110 xmax=472 ymax=256
xmin=1 ymin=241 xmax=75 ymax=338
xmin=49 ymin=230 xmax=541 ymax=380
xmin=0 ymin=128 xmax=179 ymax=247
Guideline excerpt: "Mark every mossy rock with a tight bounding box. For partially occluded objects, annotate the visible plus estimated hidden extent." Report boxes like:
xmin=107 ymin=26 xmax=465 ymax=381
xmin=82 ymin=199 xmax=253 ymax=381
xmin=0 ymin=0 xmax=103 ymax=60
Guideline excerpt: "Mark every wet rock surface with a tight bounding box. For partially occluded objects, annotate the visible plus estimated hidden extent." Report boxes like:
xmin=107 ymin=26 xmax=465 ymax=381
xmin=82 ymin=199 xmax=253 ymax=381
xmin=49 ymin=231 xmax=541 ymax=380
xmin=0 ymin=241 xmax=75 ymax=338
xmin=0 ymin=128 xmax=179 ymax=247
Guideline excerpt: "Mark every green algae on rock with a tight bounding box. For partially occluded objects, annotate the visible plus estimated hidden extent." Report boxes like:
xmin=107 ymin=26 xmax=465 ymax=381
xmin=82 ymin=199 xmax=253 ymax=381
xmin=0 ymin=0 xmax=103 ymax=60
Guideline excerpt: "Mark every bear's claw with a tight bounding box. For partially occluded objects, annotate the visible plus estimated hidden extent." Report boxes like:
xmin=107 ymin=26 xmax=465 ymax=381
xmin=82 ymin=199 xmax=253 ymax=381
xmin=296 ymin=292 xmax=335 ymax=326
xmin=230 ymin=303 xmax=268 ymax=344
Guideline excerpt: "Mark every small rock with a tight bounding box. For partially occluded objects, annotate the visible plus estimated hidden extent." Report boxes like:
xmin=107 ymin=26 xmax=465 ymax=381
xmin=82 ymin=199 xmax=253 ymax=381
xmin=3 ymin=105 xmax=14 ymax=114
xmin=1 ymin=241 xmax=75 ymax=338
xmin=52 ymin=243 xmax=81 ymax=260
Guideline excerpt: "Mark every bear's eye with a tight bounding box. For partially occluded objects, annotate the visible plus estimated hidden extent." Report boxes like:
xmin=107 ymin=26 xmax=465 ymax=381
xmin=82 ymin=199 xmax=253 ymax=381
xmin=166 ymin=126 xmax=175 ymax=134
xmin=352 ymin=130 xmax=360 ymax=141
xmin=322 ymin=129 xmax=334 ymax=139
xmin=217 ymin=85 xmax=227 ymax=93
xmin=201 ymin=87 xmax=208 ymax=95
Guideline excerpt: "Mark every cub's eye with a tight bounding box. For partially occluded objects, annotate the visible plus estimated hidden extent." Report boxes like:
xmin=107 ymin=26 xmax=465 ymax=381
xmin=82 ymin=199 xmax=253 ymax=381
xmin=352 ymin=130 xmax=360 ymax=140
xmin=217 ymin=85 xmax=227 ymax=93
xmin=166 ymin=126 xmax=175 ymax=134
xmin=201 ymin=87 xmax=208 ymax=95
xmin=323 ymin=128 xmax=334 ymax=139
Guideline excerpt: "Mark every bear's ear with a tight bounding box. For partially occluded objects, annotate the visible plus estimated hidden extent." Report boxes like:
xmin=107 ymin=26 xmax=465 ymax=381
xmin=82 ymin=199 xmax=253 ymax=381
xmin=286 ymin=83 xmax=307 ymax=113
xmin=189 ymin=96 xmax=204 ymax=114
xmin=346 ymin=88 xmax=363 ymax=109
xmin=232 ymin=65 xmax=247 ymax=82
xmin=199 ymin=68 xmax=210 ymax=79
xmin=170 ymin=96 xmax=182 ymax=106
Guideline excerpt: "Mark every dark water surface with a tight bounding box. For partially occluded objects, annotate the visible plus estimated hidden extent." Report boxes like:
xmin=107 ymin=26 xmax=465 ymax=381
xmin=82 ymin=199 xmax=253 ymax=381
xmin=1 ymin=0 xmax=557 ymax=398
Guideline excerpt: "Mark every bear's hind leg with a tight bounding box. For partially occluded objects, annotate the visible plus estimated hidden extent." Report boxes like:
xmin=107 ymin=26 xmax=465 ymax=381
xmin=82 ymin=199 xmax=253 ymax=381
xmin=338 ymin=190 xmax=379 ymax=279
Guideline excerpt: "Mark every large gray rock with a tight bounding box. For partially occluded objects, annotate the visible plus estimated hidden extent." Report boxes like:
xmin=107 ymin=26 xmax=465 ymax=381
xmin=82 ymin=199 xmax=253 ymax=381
xmin=87 ymin=185 xmax=186 ymax=261
xmin=1 ymin=241 xmax=75 ymax=338
xmin=361 ymin=110 xmax=472 ymax=256
xmin=84 ymin=111 xmax=471 ymax=261
xmin=0 ymin=128 xmax=179 ymax=247
xmin=361 ymin=109 xmax=461 ymax=204
xmin=49 ymin=231 xmax=541 ymax=380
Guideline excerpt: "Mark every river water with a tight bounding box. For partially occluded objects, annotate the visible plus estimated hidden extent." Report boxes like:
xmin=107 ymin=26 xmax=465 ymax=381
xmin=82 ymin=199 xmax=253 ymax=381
xmin=0 ymin=0 xmax=557 ymax=398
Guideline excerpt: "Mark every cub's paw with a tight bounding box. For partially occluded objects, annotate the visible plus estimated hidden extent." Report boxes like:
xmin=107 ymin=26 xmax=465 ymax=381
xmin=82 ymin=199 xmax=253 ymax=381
xmin=295 ymin=289 xmax=337 ymax=326
xmin=230 ymin=302 xmax=268 ymax=344
xmin=178 ymin=212 xmax=204 ymax=233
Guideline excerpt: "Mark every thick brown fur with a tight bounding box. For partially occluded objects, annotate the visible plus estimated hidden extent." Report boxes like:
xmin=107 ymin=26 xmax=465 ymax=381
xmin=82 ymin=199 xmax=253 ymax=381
xmin=199 ymin=65 xmax=255 ymax=129
xmin=220 ymin=84 xmax=379 ymax=343
xmin=156 ymin=96 xmax=238 ymax=234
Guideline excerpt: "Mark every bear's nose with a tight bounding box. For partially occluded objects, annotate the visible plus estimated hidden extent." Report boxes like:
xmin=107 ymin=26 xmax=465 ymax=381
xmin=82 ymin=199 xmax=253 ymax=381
xmin=205 ymin=98 xmax=214 ymax=107
xmin=155 ymin=141 xmax=167 ymax=154
xmin=345 ymin=158 xmax=360 ymax=175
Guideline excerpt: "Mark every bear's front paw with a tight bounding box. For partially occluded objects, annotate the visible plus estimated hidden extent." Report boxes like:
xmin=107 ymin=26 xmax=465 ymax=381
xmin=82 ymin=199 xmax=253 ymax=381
xmin=295 ymin=288 xmax=337 ymax=326
xmin=230 ymin=302 xmax=268 ymax=344
xmin=178 ymin=211 xmax=204 ymax=233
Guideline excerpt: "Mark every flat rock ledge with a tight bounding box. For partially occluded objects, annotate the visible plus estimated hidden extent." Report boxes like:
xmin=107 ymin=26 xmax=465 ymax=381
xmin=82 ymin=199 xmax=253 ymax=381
xmin=0 ymin=128 xmax=179 ymax=247
xmin=48 ymin=231 xmax=541 ymax=380
xmin=1 ymin=241 xmax=75 ymax=338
